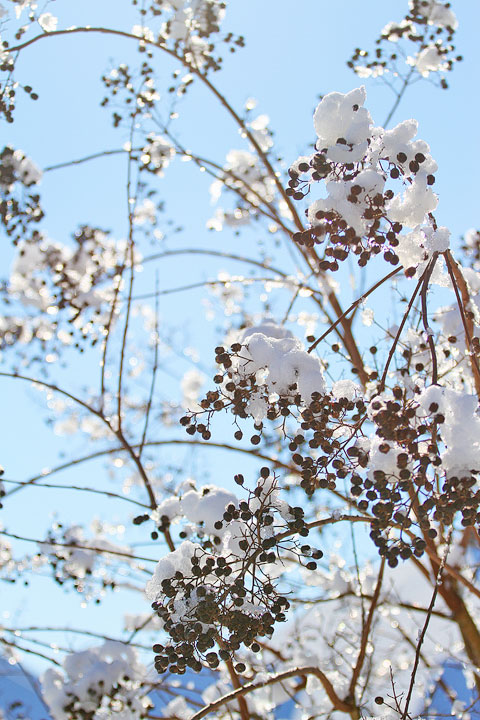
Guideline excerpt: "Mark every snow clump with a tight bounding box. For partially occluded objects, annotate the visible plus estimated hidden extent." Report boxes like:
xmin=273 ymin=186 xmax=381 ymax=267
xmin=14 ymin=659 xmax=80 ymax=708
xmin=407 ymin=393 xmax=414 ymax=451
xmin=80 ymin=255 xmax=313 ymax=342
xmin=42 ymin=642 xmax=152 ymax=720
xmin=232 ymin=320 xmax=326 ymax=420
xmin=292 ymin=85 xmax=449 ymax=275
xmin=417 ymin=386 xmax=480 ymax=478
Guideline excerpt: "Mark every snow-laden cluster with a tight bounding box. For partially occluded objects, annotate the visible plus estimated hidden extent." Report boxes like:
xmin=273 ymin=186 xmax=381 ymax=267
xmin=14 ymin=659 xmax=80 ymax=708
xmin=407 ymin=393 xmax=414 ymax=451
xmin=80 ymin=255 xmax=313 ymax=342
xmin=0 ymin=145 xmax=42 ymax=189
xmin=158 ymin=0 xmax=225 ymax=42
xmin=145 ymin=473 xmax=319 ymax=674
xmin=349 ymin=0 xmax=460 ymax=86
xmin=10 ymin=231 xmax=120 ymax=312
xmin=409 ymin=0 xmax=458 ymax=30
xmin=146 ymin=538 xmax=200 ymax=603
xmin=133 ymin=198 xmax=157 ymax=226
xmin=42 ymin=642 xmax=153 ymax=720
xmin=350 ymin=383 xmax=480 ymax=556
xmin=150 ymin=478 xmax=296 ymax=560
xmin=128 ymin=0 xmax=227 ymax=71
xmin=140 ymin=134 xmax=175 ymax=176
xmin=208 ymin=144 xmax=278 ymax=231
xmin=182 ymin=319 xmax=327 ymax=427
xmin=152 ymin=483 xmax=238 ymax=538
xmin=182 ymin=321 xmax=367 ymax=501
xmin=186 ymin=320 xmax=327 ymax=426
xmin=0 ymin=146 xmax=44 ymax=245
xmin=38 ymin=12 xmax=57 ymax=32
xmin=0 ymin=227 xmax=137 ymax=352
xmin=39 ymin=524 xmax=133 ymax=595
xmin=290 ymin=86 xmax=449 ymax=274
xmin=408 ymin=44 xmax=451 ymax=77
xmin=417 ymin=385 xmax=480 ymax=478
xmin=230 ymin=321 xmax=326 ymax=421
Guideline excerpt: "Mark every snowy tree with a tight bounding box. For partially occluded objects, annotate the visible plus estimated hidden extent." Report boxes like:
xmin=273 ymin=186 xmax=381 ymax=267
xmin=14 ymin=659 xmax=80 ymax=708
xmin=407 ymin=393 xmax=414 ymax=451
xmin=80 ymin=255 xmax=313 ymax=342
xmin=0 ymin=1 xmax=479 ymax=719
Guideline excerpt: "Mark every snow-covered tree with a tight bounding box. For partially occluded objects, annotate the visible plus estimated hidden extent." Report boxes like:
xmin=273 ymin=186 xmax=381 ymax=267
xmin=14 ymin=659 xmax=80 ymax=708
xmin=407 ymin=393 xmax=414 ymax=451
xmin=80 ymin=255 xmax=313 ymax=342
xmin=0 ymin=1 xmax=479 ymax=719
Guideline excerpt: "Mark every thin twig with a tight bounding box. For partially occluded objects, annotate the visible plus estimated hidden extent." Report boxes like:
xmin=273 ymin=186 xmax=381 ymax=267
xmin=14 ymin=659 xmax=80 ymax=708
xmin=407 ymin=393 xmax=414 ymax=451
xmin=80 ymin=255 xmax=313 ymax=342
xmin=139 ymin=274 xmax=160 ymax=458
xmin=0 ymin=530 xmax=158 ymax=563
xmin=349 ymin=556 xmax=386 ymax=699
xmin=383 ymin=66 xmax=416 ymax=128
xmin=308 ymin=267 xmax=401 ymax=353
xmin=44 ymin=147 xmax=132 ymax=172
xmin=379 ymin=268 xmax=426 ymax=391
xmin=420 ymin=252 xmax=440 ymax=384
xmin=1 ymin=477 xmax=148 ymax=508
xmin=401 ymin=529 xmax=453 ymax=720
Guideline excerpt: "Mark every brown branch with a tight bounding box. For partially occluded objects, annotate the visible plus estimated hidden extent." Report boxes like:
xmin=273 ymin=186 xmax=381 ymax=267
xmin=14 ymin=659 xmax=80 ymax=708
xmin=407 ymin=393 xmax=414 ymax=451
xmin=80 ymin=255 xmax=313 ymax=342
xmin=349 ymin=556 xmax=386 ymax=699
xmin=420 ymin=252 xmax=439 ymax=384
xmin=379 ymin=268 xmax=426 ymax=391
xmin=222 ymin=655 xmax=250 ymax=720
xmin=189 ymin=665 xmax=354 ymax=720
xmin=326 ymin=289 xmax=369 ymax=387
xmin=401 ymin=530 xmax=452 ymax=720
xmin=444 ymin=249 xmax=480 ymax=397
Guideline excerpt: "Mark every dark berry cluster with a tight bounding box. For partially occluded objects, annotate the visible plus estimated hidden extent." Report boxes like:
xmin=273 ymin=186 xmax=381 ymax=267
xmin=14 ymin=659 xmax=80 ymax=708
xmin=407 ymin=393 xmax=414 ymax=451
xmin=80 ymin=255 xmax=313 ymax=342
xmin=352 ymin=388 xmax=480 ymax=565
xmin=181 ymin=342 xmax=316 ymax=444
xmin=181 ymin=340 xmax=480 ymax=567
xmin=288 ymin=393 xmax=367 ymax=495
xmin=287 ymin=151 xmax=435 ymax=271
xmin=151 ymin=472 xmax=323 ymax=674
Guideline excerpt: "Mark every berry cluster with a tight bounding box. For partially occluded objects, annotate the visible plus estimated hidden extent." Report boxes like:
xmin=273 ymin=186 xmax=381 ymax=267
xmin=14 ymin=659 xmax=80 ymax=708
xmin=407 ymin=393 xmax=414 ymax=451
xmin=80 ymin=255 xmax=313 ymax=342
xmin=348 ymin=0 xmax=461 ymax=90
xmin=358 ymin=389 xmax=480 ymax=564
xmin=0 ymin=146 xmax=44 ymax=246
xmin=181 ymin=342 xmax=323 ymax=444
xmin=287 ymin=393 xmax=365 ymax=495
xmin=101 ymin=62 xmax=160 ymax=128
xmin=151 ymin=472 xmax=323 ymax=674
xmin=287 ymin=151 xmax=435 ymax=271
